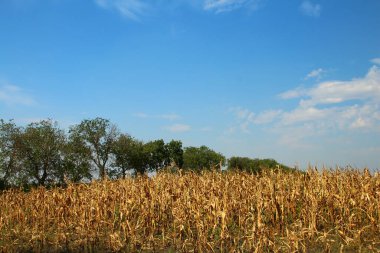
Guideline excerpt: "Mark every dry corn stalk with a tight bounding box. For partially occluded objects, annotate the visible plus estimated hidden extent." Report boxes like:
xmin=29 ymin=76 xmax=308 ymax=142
xmin=0 ymin=168 xmax=379 ymax=252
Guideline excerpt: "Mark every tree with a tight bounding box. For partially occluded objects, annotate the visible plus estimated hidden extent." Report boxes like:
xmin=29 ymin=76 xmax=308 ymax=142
xmin=69 ymin=118 xmax=119 ymax=180
xmin=228 ymin=157 xmax=293 ymax=174
xmin=183 ymin=145 xmax=225 ymax=172
xmin=228 ymin=157 xmax=261 ymax=174
xmin=111 ymin=134 xmax=136 ymax=179
xmin=143 ymin=139 xmax=170 ymax=172
xmin=166 ymin=140 xmax=184 ymax=169
xmin=114 ymin=139 xmax=183 ymax=176
xmin=17 ymin=120 xmax=65 ymax=186
xmin=127 ymin=139 xmax=147 ymax=175
xmin=0 ymin=119 xmax=22 ymax=189
xmin=61 ymin=133 xmax=92 ymax=184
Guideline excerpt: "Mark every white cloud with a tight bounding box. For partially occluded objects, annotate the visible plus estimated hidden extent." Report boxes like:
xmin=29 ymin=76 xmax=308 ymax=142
xmin=280 ymin=66 xmax=380 ymax=106
xmin=95 ymin=0 xmax=149 ymax=20
xmin=165 ymin=123 xmax=191 ymax=133
xmin=229 ymin=65 xmax=380 ymax=143
xmin=279 ymin=87 xmax=307 ymax=99
xmin=229 ymin=107 xmax=255 ymax=133
xmin=305 ymin=68 xmax=324 ymax=80
xmin=203 ymin=0 xmax=261 ymax=13
xmin=230 ymin=108 xmax=281 ymax=130
xmin=300 ymin=0 xmax=321 ymax=17
xmin=281 ymin=66 xmax=380 ymax=129
xmin=371 ymin=58 xmax=380 ymax=65
xmin=298 ymin=66 xmax=380 ymax=107
xmin=229 ymin=107 xmax=254 ymax=120
xmin=281 ymin=106 xmax=333 ymax=125
xmin=95 ymin=0 xmax=262 ymax=19
xmin=253 ymin=110 xmax=282 ymax=124
xmin=0 ymin=84 xmax=35 ymax=106
xmin=350 ymin=117 xmax=369 ymax=129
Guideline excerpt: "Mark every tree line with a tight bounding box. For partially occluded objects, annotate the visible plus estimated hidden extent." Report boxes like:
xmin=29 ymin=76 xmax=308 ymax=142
xmin=0 ymin=117 xmax=292 ymax=190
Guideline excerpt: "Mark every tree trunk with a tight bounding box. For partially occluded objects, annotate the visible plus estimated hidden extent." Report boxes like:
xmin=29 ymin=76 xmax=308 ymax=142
xmin=99 ymin=165 xmax=107 ymax=180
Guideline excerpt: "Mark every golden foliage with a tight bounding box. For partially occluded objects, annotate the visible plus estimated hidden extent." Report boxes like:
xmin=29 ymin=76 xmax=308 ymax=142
xmin=0 ymin=169 xmax=379 ymax=252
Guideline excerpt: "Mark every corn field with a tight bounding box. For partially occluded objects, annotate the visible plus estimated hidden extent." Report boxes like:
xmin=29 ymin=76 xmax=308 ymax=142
xmin=0 ymin=169 xmax=379 ymax=252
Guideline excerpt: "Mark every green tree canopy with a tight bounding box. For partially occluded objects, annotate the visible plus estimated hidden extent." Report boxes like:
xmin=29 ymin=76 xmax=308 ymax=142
xmin=228 ymin=156 xmax=293 ymax=174
xmin=17 ymin=120 xmax=65 ymax=186
xmin=166 ymin=140 xmax=184 ymax=169
xmin=1 ymin=117 xmax=233 ymax=189
xmin=183 ymin=145 xmax=225 ymax=172
xmin=143 ymin=139 xmax=170 ymax=172
xmin=69 ymin=118 xmax=119 ymax=180
xmin=61 ymin=132 xmax=93 ymax=184
xmin=112 ymin=137 xmax=184 ymax=176
xmin=111 ymin=134 xmax=138 ymax=178
xmin=0 ymin=119 xmax=22 ymax=189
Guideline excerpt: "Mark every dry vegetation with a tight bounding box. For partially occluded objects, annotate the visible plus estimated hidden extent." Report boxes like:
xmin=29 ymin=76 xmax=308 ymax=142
xmin=1 ymin=169 xmax=379 ymax=252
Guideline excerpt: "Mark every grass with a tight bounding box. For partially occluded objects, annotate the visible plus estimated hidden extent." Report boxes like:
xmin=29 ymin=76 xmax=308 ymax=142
xmin=0 ymin=168 xmax=379 ymax=252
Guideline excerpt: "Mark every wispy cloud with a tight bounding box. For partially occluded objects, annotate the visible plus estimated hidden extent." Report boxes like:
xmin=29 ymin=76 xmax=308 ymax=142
xmin=0 ymin=84 xmax=35 ymax=106
xmin=229 ymin=64 xmax=380 ymax=146
xmin=203 ymin=0 xmax=261 ymax=13
xmin=229 ymin=107 xmax=255 ymax=133
xmin=164 ymin=123 xmax=191 ymax=133
xmin=253 ymin=110 xmax=282 ymax=124
xmin=95 ymin=0 xmax=262 ymax=19
xmin=371 ymin=58 xmax=380 ymax=65
xmin=279 ymin=87 xmax=307 ymax=99
xmin=95 ymin=0 xmax=149 ymax=20
xmin=305 ymin=68 xmax=325 ymax=80
xmin=229 ymin=108 xmax=282 ymax=132
xmin=300 ymin=0 xmax=321 ymax=17
xmin=134 ymin=112 xmax=180 ymax=121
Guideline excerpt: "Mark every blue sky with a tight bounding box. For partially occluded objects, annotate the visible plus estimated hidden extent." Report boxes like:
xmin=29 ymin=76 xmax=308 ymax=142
xmin=1 ymin=0 xmax=380 ymax=169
